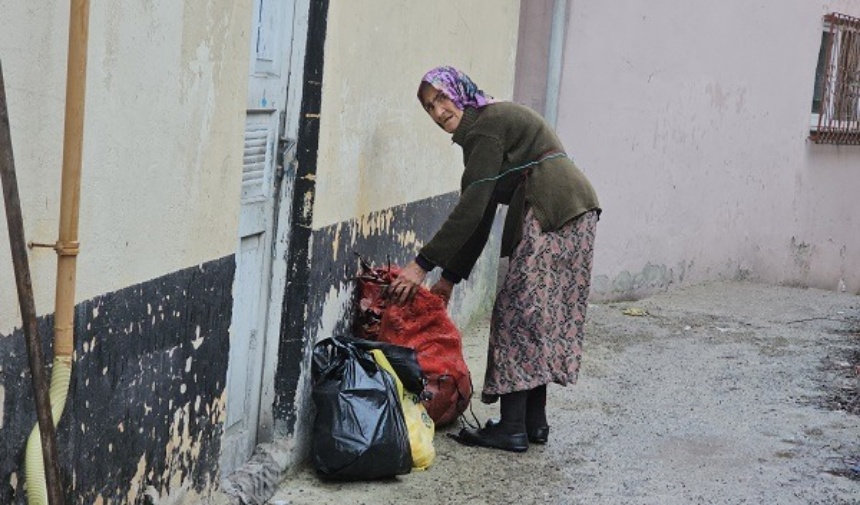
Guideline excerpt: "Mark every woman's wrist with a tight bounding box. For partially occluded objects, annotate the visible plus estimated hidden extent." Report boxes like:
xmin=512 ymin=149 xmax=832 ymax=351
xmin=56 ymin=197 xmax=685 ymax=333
xmin=441 ymin=269 xmax=462 ymax=284
xmin=415 ymin=254 xmax=435 ymax=272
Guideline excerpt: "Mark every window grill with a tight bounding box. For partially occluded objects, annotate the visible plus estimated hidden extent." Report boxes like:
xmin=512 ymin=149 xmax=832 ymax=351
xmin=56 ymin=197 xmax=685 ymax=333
xmin=810 ymin=13 xmax=860 ymax=145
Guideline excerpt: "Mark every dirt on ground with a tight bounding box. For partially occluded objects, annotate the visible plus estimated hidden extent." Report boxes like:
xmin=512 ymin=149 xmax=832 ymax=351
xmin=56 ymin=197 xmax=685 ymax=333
xmin=267 ymin=281 xmax=860 ymax=505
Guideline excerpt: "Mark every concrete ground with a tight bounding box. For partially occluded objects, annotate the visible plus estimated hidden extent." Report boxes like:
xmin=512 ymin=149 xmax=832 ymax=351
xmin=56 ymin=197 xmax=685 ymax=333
xmin=267 ymin=281 xmax=860 ymax=505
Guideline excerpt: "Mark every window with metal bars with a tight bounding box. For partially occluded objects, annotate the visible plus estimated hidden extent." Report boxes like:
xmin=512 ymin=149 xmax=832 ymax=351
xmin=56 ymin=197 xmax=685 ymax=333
xmin=810 ymin=13 xmax=860 ymax=145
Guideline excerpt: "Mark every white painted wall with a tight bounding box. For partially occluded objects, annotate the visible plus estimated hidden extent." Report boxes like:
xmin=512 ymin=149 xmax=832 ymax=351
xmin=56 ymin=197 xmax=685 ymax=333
xmin=313 ymin=0 xmax=521 ymax=230
xmin=0 ymin=2 xmax=252 ymax=334
xmin=553 ymin=0 xmax=860 ymax=298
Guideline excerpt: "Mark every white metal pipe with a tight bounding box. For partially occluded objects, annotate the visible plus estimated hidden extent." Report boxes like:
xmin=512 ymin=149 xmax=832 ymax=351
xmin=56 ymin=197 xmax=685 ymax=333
xmin=544 ymin=0 xmax=567 ymax=128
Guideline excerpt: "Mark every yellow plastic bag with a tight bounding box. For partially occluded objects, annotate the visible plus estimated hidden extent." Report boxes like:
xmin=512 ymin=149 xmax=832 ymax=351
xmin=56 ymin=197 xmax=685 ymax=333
xmin=370 ymin=349 xmax=436 ymax=470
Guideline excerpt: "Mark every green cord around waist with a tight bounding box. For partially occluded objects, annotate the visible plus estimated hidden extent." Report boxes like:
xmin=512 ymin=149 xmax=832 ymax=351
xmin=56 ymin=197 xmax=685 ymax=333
xmin=465 ymin=151 xmax=567 ymax=190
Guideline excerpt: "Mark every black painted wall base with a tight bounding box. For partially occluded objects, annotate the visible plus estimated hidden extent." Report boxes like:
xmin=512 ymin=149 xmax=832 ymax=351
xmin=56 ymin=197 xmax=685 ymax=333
xmin=274 ymin=191 xmax=463 ymax=434
xmin=0 ymin=255 xmax=234 ymax=504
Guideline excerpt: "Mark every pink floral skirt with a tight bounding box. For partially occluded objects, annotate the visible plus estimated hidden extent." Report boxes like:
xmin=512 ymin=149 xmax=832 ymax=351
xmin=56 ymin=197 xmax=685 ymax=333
xmin=482 ymin=208 xmax=598 ymax=402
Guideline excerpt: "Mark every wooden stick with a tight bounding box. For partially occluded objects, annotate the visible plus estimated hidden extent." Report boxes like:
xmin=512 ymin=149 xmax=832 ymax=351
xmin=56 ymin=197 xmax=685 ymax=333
xmin=0 ymin=60 xmax=65 ymax=505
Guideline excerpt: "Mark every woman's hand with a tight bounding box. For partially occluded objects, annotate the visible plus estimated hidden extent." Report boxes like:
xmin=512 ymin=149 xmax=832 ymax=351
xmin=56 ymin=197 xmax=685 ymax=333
xmin=430 ymin=278 xmax=454 ymax=306
xmin=386 ymin=260 xmax=427 ymax=305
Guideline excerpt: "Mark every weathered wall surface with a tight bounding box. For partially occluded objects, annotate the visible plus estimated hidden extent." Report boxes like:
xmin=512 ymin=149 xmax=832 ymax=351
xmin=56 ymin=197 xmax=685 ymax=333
xmin=551 ymin=0 xmax=860 ymax=300
xmin=0 ymin=1 xmax=251 ymax=502
xmin=271 ymin=0 xmax=521 ymax=464
xmin=312 ymin=1 xmax=520 ymax=230
xmin=0 ymin=258 xmax=235 ymax=503
xmin=311 ymin=0 xmax=519 ymax=326
xmin=0 ymin=1 xmax=249 ymax=334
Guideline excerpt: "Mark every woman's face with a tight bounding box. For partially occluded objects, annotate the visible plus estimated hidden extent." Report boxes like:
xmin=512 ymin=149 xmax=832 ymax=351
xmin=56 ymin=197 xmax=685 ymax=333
xmin=419 ymin=83 xmax=463 ymax=134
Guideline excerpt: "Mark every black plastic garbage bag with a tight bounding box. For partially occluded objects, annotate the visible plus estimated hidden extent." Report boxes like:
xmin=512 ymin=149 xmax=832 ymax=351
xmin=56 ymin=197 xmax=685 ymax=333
xmin=338 ymin=335 xmax=426 ymax=395
xmin=311 ymin=337 xmax=412 ymax=480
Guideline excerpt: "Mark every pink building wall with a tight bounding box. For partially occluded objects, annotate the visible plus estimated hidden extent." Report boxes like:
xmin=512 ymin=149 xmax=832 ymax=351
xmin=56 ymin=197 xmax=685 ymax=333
xmin=531 ymin=0 xmax=860 ymax=299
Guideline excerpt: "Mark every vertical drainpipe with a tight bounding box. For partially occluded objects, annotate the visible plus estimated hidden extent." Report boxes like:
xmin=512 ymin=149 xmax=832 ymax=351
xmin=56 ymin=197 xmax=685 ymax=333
xmin=544 ymin=0 xmax=567 ymax=128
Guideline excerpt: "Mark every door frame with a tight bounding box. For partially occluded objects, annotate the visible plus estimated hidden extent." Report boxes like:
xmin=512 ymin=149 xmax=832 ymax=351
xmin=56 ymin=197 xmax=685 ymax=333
xmin=220 ymin=0 xmax=310 ymax=478
xmin=255 ymin=0 xmax=311 ymax=444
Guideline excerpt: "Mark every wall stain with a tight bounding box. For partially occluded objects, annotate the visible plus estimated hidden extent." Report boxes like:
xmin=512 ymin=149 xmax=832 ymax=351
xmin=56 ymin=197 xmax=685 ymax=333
xmin=788 ymin=236 xmax=813 ymax=286
xmin=593 ymin=260 xmax=688 ymax=301
xmin=706 ymin=81 xmax=729 ymax=113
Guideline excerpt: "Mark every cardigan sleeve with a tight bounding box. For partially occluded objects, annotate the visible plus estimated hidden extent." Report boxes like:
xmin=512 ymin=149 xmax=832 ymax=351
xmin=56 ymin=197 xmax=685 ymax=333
xmin=418 ymin=134 xmax=503 ymax=280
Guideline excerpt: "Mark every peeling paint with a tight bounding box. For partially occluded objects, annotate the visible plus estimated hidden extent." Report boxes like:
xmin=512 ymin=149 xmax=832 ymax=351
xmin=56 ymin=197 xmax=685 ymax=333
xmin=0 ymin=256 xmax=233 ymax=503
xmin=276 ymin=189 xmax=502 ymax=442
xmin=317 ymin=285 xmax=355 ymax=342
xmin=276 ymin=0 xmax=328 ymax=432
xmin=126 ymin=455 xmax=146 ymax=504
xmin=191 ymin=325 xmax=204 ymax=349
xmin=396 ymin=229 xmax=420 ymax=249
xmin=331 ymin=222 xmax=342 ymax=261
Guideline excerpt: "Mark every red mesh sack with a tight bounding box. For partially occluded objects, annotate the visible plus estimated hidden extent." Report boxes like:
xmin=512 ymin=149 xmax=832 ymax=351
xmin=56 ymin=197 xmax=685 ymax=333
xmin=356 ymin=261 xmax=472 ymax=426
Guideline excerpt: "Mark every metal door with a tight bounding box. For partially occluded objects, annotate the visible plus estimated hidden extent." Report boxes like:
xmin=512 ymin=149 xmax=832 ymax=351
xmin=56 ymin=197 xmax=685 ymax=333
xmin=221 ymin=0 xmax=296 ymax=477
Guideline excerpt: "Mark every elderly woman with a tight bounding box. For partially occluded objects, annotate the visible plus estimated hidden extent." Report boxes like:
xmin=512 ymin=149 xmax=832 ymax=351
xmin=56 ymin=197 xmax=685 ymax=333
xmin=387 ymin=66 xmax=600 ymax=452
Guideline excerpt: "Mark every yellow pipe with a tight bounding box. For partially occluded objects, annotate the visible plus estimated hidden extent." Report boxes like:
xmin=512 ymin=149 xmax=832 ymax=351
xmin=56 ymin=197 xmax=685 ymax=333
xmin=54 ymin=0 xmax=89 ymax=360
xmin=25 ymin=1 xmax=89 ymax=503
xmin=24 ymin=358 xmax=71 ymax=505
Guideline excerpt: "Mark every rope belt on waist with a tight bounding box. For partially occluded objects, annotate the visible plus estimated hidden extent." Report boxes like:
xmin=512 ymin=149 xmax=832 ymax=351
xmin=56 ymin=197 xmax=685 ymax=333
xmin=464 ymin=151 xmax=567 ymax=191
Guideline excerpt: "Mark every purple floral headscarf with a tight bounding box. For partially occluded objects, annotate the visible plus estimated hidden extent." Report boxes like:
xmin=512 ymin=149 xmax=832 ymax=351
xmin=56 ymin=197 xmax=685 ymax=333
xmin=419 ymin=66 xmax=493 ymax=110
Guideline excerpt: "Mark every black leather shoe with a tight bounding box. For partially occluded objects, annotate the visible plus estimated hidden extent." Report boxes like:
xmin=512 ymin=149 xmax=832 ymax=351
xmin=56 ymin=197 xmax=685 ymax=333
xmin=486 ymin=418 xmax=550 ymax=444
xmin=451 ymin=426 xmax=528 ymax=453
xmin=528 ymin=425 xmax=550 ymax=444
